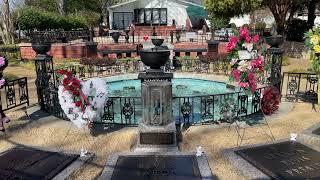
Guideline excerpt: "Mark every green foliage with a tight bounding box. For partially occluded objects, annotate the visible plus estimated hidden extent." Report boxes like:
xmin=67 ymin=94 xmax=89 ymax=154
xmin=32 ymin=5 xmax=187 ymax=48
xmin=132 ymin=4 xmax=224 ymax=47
xmin=287 ymin=19 xmax=310 ymax=42
xmin=209 ymin=15 xmax=229 ymax=30
xmin=305 ymin=27 xmax=320 ymax=72
xmin=204 ymin=0 xmax=262 ymax=18
xmin=254 ymin=22 xmax=266 ymax=30
xmin=18 ymin=7 xmax=89 ymax=30
xmin=25 ymin=0 xmax=59 ymax=13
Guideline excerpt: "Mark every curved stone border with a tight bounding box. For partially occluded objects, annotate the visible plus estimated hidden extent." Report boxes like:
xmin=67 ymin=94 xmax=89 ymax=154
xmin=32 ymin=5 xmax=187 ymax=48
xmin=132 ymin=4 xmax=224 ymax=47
xmin=298 ymin=123 xmax=320 ymax=151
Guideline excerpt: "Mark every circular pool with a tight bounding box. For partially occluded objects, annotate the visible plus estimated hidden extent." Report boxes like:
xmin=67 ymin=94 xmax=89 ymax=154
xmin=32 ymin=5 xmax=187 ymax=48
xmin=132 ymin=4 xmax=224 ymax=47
xmin=107 ymin=78 xmax=234 ymax=97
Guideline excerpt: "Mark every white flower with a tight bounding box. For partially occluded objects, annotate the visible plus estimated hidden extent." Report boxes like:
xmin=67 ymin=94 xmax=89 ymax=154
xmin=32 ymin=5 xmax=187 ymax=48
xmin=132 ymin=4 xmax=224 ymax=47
xmin=237 ymin=60 xmax=252 ymax=72
xmin=230 ymin=58 xmax=238 ymax=65
xmin=242 ymin=43 xmax=253 ymax=52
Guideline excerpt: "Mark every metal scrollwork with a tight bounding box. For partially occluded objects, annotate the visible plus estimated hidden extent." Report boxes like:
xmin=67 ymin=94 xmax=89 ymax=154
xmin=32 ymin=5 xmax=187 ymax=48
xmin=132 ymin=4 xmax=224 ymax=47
xmin=181 ymin=102 xmax=192 ymax=118
xmin=122 ymin=101 xmax=134 ymax=120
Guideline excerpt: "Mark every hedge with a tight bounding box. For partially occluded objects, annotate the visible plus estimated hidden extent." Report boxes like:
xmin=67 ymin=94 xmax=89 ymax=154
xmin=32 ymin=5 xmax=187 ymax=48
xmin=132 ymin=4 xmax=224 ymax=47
xmin=18 ymin=7 xmax=89 ymax=30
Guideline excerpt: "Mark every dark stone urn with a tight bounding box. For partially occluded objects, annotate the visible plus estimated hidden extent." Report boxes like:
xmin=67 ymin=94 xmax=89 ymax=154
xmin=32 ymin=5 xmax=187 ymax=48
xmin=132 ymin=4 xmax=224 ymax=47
xmin=265 ymin=35 xmax=284 ymax=48
xmin=206 ymin=40 xmax=220 ymax=62
xmin=32 ymin=43 xmax=51 ymax=55
xmin=111 ymin=31 xmax=120 ymax=43
xmin=140 ymin=38 xmax=170 ymax=69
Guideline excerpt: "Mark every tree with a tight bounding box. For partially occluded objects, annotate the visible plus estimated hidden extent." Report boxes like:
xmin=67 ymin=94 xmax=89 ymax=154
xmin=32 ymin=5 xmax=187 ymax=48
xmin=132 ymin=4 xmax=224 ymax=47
xmin=204 ymin=0 xmax=262 ymax=36
xmin=58 ymin=0 xmax=65 ymax=15
xmin=308 ymin=0 xmax=318 ymax=27
xmin=0 ymin=0 xmax=15 ymax=44
xmin=263 ymin=0 xmax=309 ymax=35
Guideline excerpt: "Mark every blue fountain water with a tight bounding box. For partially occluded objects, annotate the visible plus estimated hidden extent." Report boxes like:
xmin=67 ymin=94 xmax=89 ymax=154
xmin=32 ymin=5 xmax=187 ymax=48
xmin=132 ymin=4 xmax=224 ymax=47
xmin=108 ymin=78 xmax=233 ymax=97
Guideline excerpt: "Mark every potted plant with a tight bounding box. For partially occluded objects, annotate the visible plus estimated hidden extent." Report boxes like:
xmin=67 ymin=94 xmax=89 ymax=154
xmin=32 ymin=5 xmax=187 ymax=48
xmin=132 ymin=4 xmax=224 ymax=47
xmin=305 ymin=27 xmax=320 ymax=104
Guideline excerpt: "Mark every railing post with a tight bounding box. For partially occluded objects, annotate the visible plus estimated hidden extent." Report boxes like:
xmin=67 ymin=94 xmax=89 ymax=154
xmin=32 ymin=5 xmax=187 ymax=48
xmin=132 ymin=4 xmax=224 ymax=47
xmin=34 ymin=45 xmax=55 ymax=111
xmin=269 ymin=47 xmax=284 ymax=92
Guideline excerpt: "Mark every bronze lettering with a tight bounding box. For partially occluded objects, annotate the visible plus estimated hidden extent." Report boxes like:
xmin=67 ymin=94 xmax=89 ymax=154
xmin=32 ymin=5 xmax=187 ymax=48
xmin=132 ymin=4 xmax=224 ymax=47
xmin=292 ymin=169 xmax=303 ymax=174
xmin=285 ymin=170 xmax=294 ymax=176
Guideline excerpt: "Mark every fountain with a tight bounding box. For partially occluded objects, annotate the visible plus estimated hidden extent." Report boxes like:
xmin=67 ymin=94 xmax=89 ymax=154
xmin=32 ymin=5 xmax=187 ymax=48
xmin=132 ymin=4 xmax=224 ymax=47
xmin=100 ymin=39 xmax=214 ymax=180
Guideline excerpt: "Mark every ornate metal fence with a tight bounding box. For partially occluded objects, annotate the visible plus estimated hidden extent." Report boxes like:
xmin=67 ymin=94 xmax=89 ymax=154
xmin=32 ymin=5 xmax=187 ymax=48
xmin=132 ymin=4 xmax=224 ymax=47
xmin=34 ymin=47 xmax=283 ymax=127
xmin=282 ymin=72 xmax=318 ymax=103
xmin=0 ymin=77 xmax=29 ymax=112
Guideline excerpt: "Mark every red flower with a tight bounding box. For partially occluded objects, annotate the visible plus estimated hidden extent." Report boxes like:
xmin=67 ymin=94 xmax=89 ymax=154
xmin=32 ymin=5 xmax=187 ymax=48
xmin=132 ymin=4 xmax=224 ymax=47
xmin=75 ymin=101 xmax=82 ymax=107
xmin=66 ymin=71 xmax=73 ymax=77
xmin=72 ymin=90 xmax=80 ymax=96
xmin=57 ymin=69 xmax=65 ymax=75
xmin=239 ymin=27 xmax=249 ymax=39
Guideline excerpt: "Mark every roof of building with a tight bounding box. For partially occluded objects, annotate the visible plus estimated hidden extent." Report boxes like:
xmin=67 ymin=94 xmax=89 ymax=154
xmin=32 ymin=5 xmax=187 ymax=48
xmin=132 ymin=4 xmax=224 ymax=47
xmin=108 ymin=0 xmax=203 ymax=9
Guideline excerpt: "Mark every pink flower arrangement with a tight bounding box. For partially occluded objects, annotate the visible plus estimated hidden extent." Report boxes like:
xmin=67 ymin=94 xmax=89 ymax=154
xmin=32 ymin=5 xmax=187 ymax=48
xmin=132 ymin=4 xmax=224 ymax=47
xmin=0 ymin=57 xmax=5 ymax=67
xmin=227 ymin=27 xmax=265 ymax=93
xmin=0 ymin=79 xmax=5 ymax=88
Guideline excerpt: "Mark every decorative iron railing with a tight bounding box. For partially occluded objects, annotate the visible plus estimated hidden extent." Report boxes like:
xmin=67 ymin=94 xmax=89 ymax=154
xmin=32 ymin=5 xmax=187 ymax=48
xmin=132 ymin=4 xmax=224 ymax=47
xmin=0 ymin=77 xmax=29 ymax=112
xmin=34 ymin=47 xmax=283 ymax=128
xmin=282 ymin=72 xmax=318 ymax=103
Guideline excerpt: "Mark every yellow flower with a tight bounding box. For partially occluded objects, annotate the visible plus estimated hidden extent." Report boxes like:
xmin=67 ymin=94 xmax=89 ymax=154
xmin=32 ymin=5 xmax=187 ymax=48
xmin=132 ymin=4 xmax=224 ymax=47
xmin=311 ymin=35 xmax=320 ymax=45
xmin=314 ymin=45 xmax=320 ymax=53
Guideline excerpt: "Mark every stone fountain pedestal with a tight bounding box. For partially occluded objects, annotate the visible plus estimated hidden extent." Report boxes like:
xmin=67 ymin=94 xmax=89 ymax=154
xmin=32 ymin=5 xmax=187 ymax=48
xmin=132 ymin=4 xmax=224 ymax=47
xmin=99 ymin=41 xmax=213 ymax=180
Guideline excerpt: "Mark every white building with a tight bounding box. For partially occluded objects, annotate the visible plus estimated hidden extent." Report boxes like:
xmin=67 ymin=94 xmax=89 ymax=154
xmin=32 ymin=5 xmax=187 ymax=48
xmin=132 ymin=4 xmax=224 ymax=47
xmin=107 ymin=0 xmax=203 ymax=30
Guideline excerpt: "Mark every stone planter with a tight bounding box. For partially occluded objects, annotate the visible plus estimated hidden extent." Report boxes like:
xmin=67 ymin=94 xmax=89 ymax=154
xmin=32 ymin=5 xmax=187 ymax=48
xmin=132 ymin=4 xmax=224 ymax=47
xmin=111 ymin=32 xmax=120 ymax=43
xmin=140 ymin=49 xmax=170 ymax=69
xmin=31 ymin=43 xmax=51 ymax=55
xmin=265 ymin=35 xmax=284 ymax=48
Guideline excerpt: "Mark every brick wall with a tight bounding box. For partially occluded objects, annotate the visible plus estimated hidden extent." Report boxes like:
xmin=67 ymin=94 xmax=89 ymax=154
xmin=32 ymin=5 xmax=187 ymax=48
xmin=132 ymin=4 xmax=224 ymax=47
xmin=20 ymin=42 xmax=228 ymax=60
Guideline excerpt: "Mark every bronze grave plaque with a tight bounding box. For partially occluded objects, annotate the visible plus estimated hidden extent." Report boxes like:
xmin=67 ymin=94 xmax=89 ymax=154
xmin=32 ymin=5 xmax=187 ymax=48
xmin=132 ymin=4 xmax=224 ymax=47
xmin=140 ymin=132 xmax=174 ymax=145
xmin=236 ymin=141 xmax=320 ymax=179
xmin=111 ymin=155 xmax=201 ymax=180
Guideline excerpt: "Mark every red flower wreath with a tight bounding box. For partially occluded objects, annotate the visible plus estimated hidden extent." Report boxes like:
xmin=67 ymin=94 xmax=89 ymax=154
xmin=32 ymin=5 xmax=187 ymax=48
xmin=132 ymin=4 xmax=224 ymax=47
xmin=261 ymin=86 xmax=280 ymax=115
xmin=57 ymin=69 xmax=90 ymax=112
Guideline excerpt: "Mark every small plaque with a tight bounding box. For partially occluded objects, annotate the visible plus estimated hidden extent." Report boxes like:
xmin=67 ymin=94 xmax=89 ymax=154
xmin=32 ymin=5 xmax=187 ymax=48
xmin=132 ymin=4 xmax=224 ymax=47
xmin=111 ymin=155 xmax=201 ymax=180
xmin=312 ymin=128 xmax=320 ymax=135
xmin=236 ymin=141 xmax=320 ymax=179
xmin=140 ymin=132 xmax=174 ymax=145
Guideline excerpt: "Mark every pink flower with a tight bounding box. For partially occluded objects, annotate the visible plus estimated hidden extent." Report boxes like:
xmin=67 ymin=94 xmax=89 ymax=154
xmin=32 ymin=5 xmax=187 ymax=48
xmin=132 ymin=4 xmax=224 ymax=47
xmin=239 ymin=27 xmax=249 ymax=39
xmin=253 ymin=35 xmax=260 ymax=43
xmin=245 ymin=36 xmax=251 ymax=43
xmin=232 ymin=70 xmax=241 ymax=82
xmin=251 ymin=56 xmax=264 ymax=71
xmin=239 ymin=82 xmax=249 ymax=88
xmin=250 ymin=81 xmax=257 ymax=92
xmin=0 ymin=57 xmax=5 ymax=67
xmin=247 ymin=72 xmax=255 ymax=81
xmin=227 ymin=36 xmax=238 ymax=52
xmin=0 ymin=79 xmax=5 ymax=87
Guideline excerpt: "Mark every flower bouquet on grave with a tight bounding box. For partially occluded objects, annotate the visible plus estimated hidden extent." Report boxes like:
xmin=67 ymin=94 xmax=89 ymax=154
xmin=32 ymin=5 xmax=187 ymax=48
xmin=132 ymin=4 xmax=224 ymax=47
xmin=305 ymin=27 xmax=320 ymax=104
xmin=227 ymin=27 xmax=266 ymax=94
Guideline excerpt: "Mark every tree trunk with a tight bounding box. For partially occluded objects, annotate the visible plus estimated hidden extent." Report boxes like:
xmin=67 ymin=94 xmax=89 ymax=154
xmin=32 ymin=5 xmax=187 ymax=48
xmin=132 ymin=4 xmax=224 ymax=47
xmin=0 ymin=0 xmax=15 ymax=44
xmin=58 ymin=0 xmax=65 ymax=15
xmin=308 ymin=0 xmax=317 ymax=27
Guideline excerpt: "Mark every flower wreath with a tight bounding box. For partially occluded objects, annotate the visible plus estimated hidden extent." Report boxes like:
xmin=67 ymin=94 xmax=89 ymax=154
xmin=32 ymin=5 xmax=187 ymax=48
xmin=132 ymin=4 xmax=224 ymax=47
xmin=227 ymin=27 xmax=265 ymax=93
xmin=261 ymin=86 xmax=280 ymax=115
xmin=57 ymin=70 xmax=108 ymax=128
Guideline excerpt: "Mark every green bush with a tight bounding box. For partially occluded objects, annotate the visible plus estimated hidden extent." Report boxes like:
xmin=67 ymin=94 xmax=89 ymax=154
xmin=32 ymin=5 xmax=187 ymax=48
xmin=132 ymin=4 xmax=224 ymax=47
xmin=287 ymin=19 xmax=310 ymax=42
xmin=18 ymin=7 xmax=89 ymax=30
xmin=254 ymin=22 xmax=266 ymax=30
